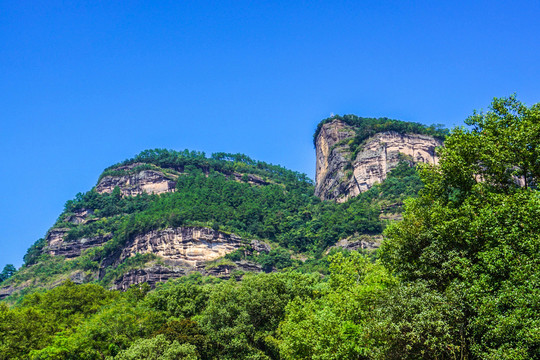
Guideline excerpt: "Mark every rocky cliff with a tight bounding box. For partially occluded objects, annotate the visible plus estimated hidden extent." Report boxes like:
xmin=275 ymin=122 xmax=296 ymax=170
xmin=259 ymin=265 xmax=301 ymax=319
xmin=45 ymin=228 xmax=111 ymax=258
xmin=315 ymin=119 xmax=443 ymax=202
xmin=95 ymin=163 xmax=269 ymax=197
xmin=116 ymin=227 xmax=244 ymax=267
xmin=96 ymin=163 xmax=177 ymax=196
xmin=0 ymin=225 xmax=259 ymax=299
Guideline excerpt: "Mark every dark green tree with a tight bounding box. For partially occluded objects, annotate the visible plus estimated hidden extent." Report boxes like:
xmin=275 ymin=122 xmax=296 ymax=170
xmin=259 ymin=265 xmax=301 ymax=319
xmin=0 ymin=264 xmax=16 ymax=282
xmin=381 ymin=96 xmax=540 ymax=359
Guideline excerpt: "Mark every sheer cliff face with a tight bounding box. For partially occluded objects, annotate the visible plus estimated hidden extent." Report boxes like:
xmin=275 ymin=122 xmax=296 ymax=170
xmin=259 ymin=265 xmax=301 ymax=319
xmin=96 ymin=164 xmax=177 ymax=196
xmin=118 ymin=227 xmax=243 ymax=266
xmin=315 ymin=119 xmax=443 ymax=202
xmin=43 ymin=226 xmax=244 ymax=266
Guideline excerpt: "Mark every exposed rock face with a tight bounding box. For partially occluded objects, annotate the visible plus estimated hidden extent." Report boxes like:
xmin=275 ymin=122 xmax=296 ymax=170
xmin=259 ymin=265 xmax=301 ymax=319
xmin=95 ymin=163 xmax=270 ymax=198
xmin=230 ymin=172 xmax=270 ymax=186
xmin=315 ymin=120 xmax=443 ymax=201
xmin=315 ymin=120 xmax=356 ymax=200
xmin=44 ymin=228 xmax=111 ymax=258
xmin=111 ymin=265 xmax=188 ymax=291
xmin=96 ymin=168 xmax=177 ymax=196
xmin=118 ymin=227 xmax=244 ymax=266
xmin=326 ymin=235 xmax=383 ymax=253
xmin=65 ymin=209 xmax=94 ymax=224
xmin=250 ymin=240 xmax=271 ymax=254
xmin=111 ymin=261 xmax=263 ymax=290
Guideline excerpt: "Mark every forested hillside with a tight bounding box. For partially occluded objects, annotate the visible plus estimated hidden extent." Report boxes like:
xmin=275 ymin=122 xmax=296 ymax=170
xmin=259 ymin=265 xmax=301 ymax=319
xmin=1 ymin=96 xmax=539 ymax=359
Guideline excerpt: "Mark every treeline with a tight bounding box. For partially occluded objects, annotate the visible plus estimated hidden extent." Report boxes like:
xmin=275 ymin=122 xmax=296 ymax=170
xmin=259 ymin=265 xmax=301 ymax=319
xmin=100 ymin=149 xmax=313 ymax=189
xmin=313 ymin=114 xmax=449 ymax=153
xmin=0 ymin=252 xmax=483 ymax=360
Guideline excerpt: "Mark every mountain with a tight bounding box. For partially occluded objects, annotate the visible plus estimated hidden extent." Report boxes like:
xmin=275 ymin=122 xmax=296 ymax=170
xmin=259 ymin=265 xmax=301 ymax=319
xmin=2 ymin=96 xmax=538 ymax=360
xmin=0 ymin=118 xmax=446 ymax=300
xmin=314 ymin=115 xmax=447 ymax=202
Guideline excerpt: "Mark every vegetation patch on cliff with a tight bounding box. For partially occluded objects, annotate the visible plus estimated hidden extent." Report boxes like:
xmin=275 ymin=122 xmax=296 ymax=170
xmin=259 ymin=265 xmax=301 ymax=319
xmin=313 ymin=114 xmax=449 ymax=153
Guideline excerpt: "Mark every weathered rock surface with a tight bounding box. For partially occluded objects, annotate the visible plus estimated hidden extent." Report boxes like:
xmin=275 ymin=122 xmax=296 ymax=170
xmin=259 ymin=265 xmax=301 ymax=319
xmin=44 ymin=228 xmax=111 ymax=258
xmin=111 ymin=265 xmax=188 ymax=291
xmin=326 ymin=234 xmax=383 ymax=253
xmin=117 ymin=227 xmax=244 ymax=267
xmin=315 ymin=120 xmax=443 ymax=201
xmin=250 ymin=240 xmax=271 ymax=254
xmin=96 ymin=169 xmax=177 ymax=196
xmin=111 ymin=261 xmax=263 ymax=290
xmin=95 ymin=162 xmax=271 ymax=198
xmin=230 ymin=172 xmax=270 ymax=186
xmin=65 ymin=209 xmax=94 ymax=224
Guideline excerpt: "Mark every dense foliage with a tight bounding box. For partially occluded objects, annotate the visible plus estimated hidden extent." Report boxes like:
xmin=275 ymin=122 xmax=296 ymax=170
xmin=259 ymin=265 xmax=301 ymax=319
xmin=100 ymin=149 xmax=312 ymax=189
xmin=313 ymin=114 xmax=449 ymax=150
xmin=2 ymin=96 xmax=538 ymax=359
xmin=4 ymin=148 xmax=422 ymax=296
xmin=381 ymin=95 xmax=540 ymax=359
xmin=0 ymin=265 xmax=16 ymax=284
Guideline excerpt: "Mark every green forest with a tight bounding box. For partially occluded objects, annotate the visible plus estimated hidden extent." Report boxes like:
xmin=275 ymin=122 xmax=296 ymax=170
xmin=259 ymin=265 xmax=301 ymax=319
xmin=1 ymin=96 xmax=539 ymax=359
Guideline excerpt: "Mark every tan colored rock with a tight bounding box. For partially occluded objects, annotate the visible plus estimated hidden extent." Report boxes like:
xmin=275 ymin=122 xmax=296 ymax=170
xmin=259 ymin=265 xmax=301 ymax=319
xmin=45 ymin=228 xmax=70 ymax=250
xmin=315 ymin=119 xmax=356 ymax=189
xmin=96 ymin=169 xmax=177 ymax=196
xmin=119 ymin=227 xmax=244 ymax=267
xmin=315 ymin=120 xmax=443 ymax=202
xmin=45 ymin=227 xmax=111 ymax=258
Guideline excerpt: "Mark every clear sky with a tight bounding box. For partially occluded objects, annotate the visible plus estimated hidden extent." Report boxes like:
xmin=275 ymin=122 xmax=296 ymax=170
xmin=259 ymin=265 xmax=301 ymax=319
xmin=1 ymin=0 xmax=539 ymax=268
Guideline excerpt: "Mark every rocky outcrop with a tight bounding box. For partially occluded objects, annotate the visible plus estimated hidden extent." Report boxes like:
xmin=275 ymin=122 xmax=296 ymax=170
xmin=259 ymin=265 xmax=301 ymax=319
xmin=230 ymin=172 xmax=270 ymax=186
xmin=111 ymin=265 xmax=188 ymax=290
xmin=315 ymin=120 xmax=443 ymax=201
xmin=117 ymin=227 xmax=244 ymax=267
xmin=65 ymin=209 xmax=94 ymax=224
xmin=315 ymin=120 xmax=356 ymax=198
xmin=96 ymin=169 xmax=177 ymax=196
xmin=111 ymin=261 xmax=263 ymax=290
xmin=44 ymin=228 xmax=111 ymax=258
xmin=326 ymin=234 xmax=383 ymax=253
xmin=95 ymin=161 xmax=270 ymax=197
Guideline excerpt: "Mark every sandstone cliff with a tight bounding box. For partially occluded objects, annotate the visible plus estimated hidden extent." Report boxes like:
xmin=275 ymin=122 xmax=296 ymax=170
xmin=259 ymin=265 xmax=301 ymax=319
xmin=315 ymin=119 xmax=443 ymax=202
xmin=96 ymin=163 xmax=177 ymax=196
xmin=95 ymin=163 xmax=269 ymax=197
xmin=116 ymin=227 xmax=244 ymax=267
xmin=45 ymin=228 xmax=111 ymax=258
xmin=43 ymin=225 xmax=247 ymax=268
xmin=111 ymin=261 xmax=263 ymax=290
xmin=0 ymin=226 xmax=261 ymax=299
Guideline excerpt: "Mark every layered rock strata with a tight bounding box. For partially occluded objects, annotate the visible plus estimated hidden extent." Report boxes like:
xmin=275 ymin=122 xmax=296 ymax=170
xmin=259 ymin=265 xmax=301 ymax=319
xmin=44 ymin=228 xmax=111 ymax=259
xmin=326 ymin=234 xmax=383 ymax=253
xmin=95 ymin=163 xmax=269 ymax=198
xmin=111 ymin=261 xmax=263 ymax=290
xmin=117 ymin=227 xmax=244 ymax=266
xmin=96 ymin=169 xmax=177 ymax=196
xmin=315 ymin=119 xmax=443 ymax=202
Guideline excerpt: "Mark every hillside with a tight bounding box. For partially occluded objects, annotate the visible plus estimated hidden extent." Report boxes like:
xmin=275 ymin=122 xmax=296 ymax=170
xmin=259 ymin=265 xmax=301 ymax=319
xmin=1 ymin=144 xmax=423 ymax=300
xmin=1 ymin=96 xmax=539 ymax=359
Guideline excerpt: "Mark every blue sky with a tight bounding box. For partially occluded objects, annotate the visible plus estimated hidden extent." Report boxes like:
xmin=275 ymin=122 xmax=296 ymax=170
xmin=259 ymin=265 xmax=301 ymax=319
xmin=1 ymin=0 xmax=539 ymax=267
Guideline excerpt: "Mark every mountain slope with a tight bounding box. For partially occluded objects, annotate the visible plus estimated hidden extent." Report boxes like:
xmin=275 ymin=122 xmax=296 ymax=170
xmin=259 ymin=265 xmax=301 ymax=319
xmin=1 ymin=118 xmax=444 ymax=300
